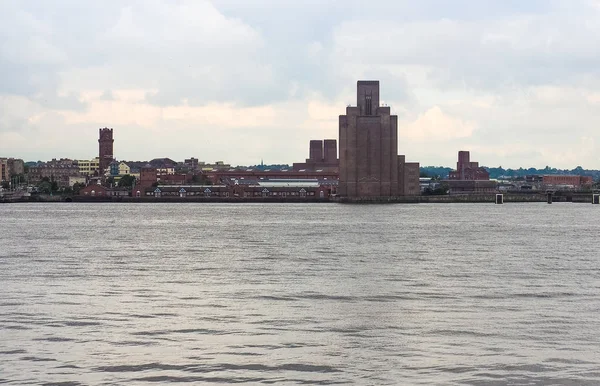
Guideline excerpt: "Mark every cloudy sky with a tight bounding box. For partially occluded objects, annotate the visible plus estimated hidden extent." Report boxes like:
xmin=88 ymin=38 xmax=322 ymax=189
xmin=2 ymin=0 xmax=600 ymax=168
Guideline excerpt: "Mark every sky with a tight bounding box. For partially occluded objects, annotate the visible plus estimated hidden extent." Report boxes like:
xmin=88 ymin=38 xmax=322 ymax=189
xmin=2 ymin=0 xmax=600 ymax=168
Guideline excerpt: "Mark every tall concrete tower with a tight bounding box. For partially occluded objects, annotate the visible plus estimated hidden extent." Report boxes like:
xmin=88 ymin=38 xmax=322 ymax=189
xmin=339 ymin=81 xmax=398 ymax=197
xmin=309 ymin=140 xmax=324 ymax=162
xmin=338 ymin=80 xmax=420 ymax=197
xmin=323 ymin=139 xmax=337 ymax=163
xmin=98 ymin=128 xmax=114 ymax=175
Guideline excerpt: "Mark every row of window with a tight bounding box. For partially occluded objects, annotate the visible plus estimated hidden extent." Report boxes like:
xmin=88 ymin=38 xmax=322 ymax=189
xmin=147 ymin=191 xmax=318 ymax=197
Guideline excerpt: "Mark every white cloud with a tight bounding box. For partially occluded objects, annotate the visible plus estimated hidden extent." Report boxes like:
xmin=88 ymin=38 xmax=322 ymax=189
xmin=2 ymin=0 xmax=600 ymax=168
xmin=400 ymin=106 xmax=476 ymax=141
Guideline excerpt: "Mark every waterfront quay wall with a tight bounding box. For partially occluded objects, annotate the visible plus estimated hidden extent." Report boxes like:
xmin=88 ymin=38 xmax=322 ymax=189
xmin=4 ymin=192 xmax=596 ymax=204
xmin=75 ymin=196 xmax=331 ymax=204
xmin=335 ymin=193 xmax=595 ymax=204
xmin=334 ymin=194 xmax=543 ymax=204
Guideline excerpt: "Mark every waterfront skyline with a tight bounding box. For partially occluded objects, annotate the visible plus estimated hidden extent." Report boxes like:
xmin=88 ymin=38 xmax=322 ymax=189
xmin=2 ymin=1 xmax=600 ymax=168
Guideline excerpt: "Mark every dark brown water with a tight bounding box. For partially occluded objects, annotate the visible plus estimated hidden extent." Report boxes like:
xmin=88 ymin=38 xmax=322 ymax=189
xmin=1 ymin=203 xmax=600 ymax=385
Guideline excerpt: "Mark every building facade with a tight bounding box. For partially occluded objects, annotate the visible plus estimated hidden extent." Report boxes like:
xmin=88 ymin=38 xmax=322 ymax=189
xmin=338 ymin=80 xmax=419 ymax=197
xmin=398 ymin=155 xmax=421 ymax=196
xmin=184 ymin=157 xmax=199 ymax=170
xmin=0 ymin=158 xmax=7 ymax=182
xmin=446 ymin=150 xmax=495 ymax=194
xmin=292 ymin=139 xmax=339 ymax=172
xmin=76 ymin=158 xmax=100 ymax=176
xmin=98 ymin=128 xmax=114 ymax=175
xmin=449 ymin=151 xmax=490 ymax=180
xmin=133 ymin=183 xmax=333 ymax=200
xmin=28 ymin=159 xmax=80 ymax=188
xmin=79 ymin=183 xmax=130 ymax=197
xmin=108 ymin=161 xmax=131 ymax=177
xmin=448 ymin=180 xmax=498 ymax=194
xmin=0 ymin=158 xmax=25 ymax=182
xmin=542 ymin=175 xmax=593 ymax=189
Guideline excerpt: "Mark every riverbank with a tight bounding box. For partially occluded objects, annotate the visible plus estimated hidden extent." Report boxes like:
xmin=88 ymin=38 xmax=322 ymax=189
xmin=2 ymin=192 xmax=598 ymax=204
xmin=336 ymin=192 xmax=596 ymax=204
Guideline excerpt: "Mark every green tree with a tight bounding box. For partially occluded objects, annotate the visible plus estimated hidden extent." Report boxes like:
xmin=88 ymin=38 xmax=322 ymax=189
xmin=192 ymin=173 xmax=212 ymax=185
xmin=38 ymin=181 xmax=52 ymax=194
xmin=72 ymin=182 xmax=84 ymax=195
xmin=118 ymin=174 xmax=136 ymax=188
xmin=1 ymin=181 xmax=9 ymax=189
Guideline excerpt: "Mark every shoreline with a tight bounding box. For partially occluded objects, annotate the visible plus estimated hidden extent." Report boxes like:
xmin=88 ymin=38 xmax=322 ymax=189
xmin=1 ymin=192 xmax=597 ymax=204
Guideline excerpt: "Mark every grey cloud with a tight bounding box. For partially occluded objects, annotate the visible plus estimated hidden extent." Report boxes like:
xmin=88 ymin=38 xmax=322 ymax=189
xmin=99 ymin=90 xmax=115 ymax=101
xmin=3 ymin=0 xmax=600 ymax=168
xmin=33 ymin=93 xmax=88 ymax=111
xmin=1 ymin=0 xmax=579 ymax=107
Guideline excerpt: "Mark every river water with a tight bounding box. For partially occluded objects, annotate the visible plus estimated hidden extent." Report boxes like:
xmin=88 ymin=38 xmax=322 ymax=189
xmin=1 ymin=203 xmax=599 ymax=385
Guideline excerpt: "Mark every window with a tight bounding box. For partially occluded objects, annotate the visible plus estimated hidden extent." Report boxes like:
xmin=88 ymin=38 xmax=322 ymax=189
xmin=366 ymin=95 xmax=372 ymax=115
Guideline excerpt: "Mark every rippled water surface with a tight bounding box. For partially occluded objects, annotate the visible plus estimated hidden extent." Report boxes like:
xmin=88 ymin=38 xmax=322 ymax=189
xmin=1 ymin=202 xmax=600 ymax=385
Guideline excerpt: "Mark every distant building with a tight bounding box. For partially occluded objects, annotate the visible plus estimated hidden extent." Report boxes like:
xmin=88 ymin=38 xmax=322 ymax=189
xmin=0 ymin=159 xmax=7 ymax=182
xmin=338 ymin=80 xmax=419 ymax=197
xmin=118 ymin=162 xmax=131 ymax=176
xmin=148 ymin=158 xmax=177 ymax=169
xmin=198 ymin=161 xmax=231 ymax=171
xmin=398 ymin=155 xmax=421 ymax=196
xmin=447 ymin=180 xmax=497 ymax=195
xmin=9 ymin=158 xmax=24 ymax=176
xmin=449 ymin=151 xmax=490 ymax=180
xmin=75 ymin=158 xmax=100 ymax=176
xmin=107 ymin=160 xmax=131 ymax=178
xmin=98 ymin=128 xmax=114 ymax=175
xmin=184 ymin=157 xmax=199 ymax=170
xmin=28 ymin=159 xmax=80 ymax=188
xmin=0 ymin=158 xmax=25 ymax=182
xmin=292 ymin=139 xmax=339 ymax=172
xmin=69 ymin=176 xmax=87 ymax=187
xmin=446 ymin=150 xmax=494 ymax=194
xmin=133 ymin=181 xmax=333 ymax=200
xmin=109 ymin=160 xmax=120 ymax=177
xmin=205 ymin=169 xmax=338 ymax=186
xmin=133 ymin=164 xmax=159 ymax=194
xmin=542 ymin=175 xmax=593 ymax=190
xmin=79 ymin=183 xmax=129 ymax=198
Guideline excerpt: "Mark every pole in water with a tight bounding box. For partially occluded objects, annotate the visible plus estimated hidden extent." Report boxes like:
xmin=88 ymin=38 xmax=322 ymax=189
xmin=547 ymin=192 xmax=553 ymax=204
xmin=495 ymin=193 xmax=503 ymax=204
xmin=593 ymin=194 xmax=600 ymax=205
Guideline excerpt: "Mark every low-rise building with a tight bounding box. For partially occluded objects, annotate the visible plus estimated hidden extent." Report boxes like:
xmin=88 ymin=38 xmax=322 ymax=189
xmin=399 ymin=156 xmax=420 ymax=196
xmin=199 ymin=161 xmax=231 ymax=171
xmin=69 ymin=176 xmax=87 ymax=187
xmin=133 ymin=181 xmax=333 ymax=200
xmin=79 ymin=183 xmax=130 ymax=197
xmin=206 ymin=169 xmax=338 ymax=185
xmin=542 ymin=175 xmax=593 ymax=190
xmin=449 ymin=151 xmax=489 ymax=180
xmin=292 ymin=139 xmax=339 ymax=172
xmin=118 ymin=162 xmax=130 ymax=176
xmin=0 ymin=158 xmax=25 ymax=181
xmin=29 ymin=159 xmax=80 ymax=188
xmin=184 ymin=157 xmax=199 ymax=170
xmin=75 ymin=158 xmax=100 ymax=176
xmin=446 ymin=150 xmax=493 ymax=194
xmin=0 ymin=158 xmax=7 ymax=182
xmin=447 ymin=180 xmax=497 ymax=195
